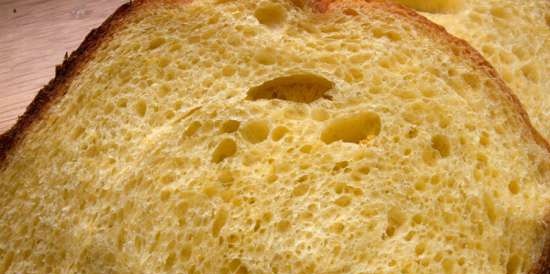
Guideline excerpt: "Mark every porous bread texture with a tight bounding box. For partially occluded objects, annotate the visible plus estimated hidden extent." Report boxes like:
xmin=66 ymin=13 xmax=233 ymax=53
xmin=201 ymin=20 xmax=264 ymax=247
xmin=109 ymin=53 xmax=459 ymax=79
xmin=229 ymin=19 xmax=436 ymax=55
xmin=0 ymin=0 xmax=549 ymax=273
xmin=394 ymin=0 xmax=550 ymax=144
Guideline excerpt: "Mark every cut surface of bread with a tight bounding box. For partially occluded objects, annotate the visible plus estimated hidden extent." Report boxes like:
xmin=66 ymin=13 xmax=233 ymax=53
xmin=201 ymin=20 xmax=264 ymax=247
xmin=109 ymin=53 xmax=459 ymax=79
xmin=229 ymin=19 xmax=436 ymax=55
xmin=394 ymin=0 xmax=550 ymax=144
xmin=0 ymin=0 xmax=549 ymax=273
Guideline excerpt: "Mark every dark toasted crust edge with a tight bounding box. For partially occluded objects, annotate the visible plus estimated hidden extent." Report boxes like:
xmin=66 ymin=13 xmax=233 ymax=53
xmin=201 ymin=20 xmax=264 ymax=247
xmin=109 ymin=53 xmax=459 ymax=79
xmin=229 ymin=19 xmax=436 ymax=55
xmin=0 ymin=1 xmax=137 ymax=164
xmin=0 ymin=0 xmax=548 ymax=273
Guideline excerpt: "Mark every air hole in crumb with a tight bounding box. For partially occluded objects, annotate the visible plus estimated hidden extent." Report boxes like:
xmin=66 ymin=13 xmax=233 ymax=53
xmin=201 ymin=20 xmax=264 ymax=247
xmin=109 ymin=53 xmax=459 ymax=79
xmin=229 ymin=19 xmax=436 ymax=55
xmin=479 ymin=131 xmax=490 ymax=146
xmin=330 ymin=223 xmax=345 ymax=233
xmin=292 ymin=184 xmax=309 ymax=197
xmin=247 ymin=74 xmax=334 ymax=103
xmin=117 ymin=98 xmax=127 ymax=108
xmin=442 ymin=258 xmax=455 ymax=273
xmin=414 ymin=180 xmax=427 ymax=191
xmin=343 ymin=8 xmax=359 ymax=16
xmin=276 ymin=220 xmax=291 ymax=232
xmin=255 ymin=48 xmax=277 ymax=65
xmin=483 ymin=193 xmax=497 ymax=224
xmin=431 ymin=134 xmax=450 ymax=157
xmin=158 ymin=57 xmax=170 ymax=68
xmin=372 ymin=28 xmax=401 ymax=41
xmin=421 ymin=88 xmax=437 ymax=97
xmin=508 ymin=180 xmax=520 ymax=195
xmin=71 ymin=126 xmax=85 ymax=140
xmin=160 ymin=190 xmax=171 ymax=201
xmin=490 ymin=7 xmax=510 ymax=19
xmin=184 ymin=121 xmax=201 ymax=137
xmin=386 ymin=207 xmax=406 ymax=237
xmin=164 ymin=253 xmax=176 ymax=270
xmin=521 ymin=63 xmax=539 ymax=82
xmin=134 ymin=100 xmax=147 ymax=117
xmin=538 ymin=161 xmax=550 ymax=176
xmin=240 ymin=120 xmax=270 ymax=144
xmin=254 ymin=3 xmax=286 ymax=27
xmin=412 ymin=214 xmax=423 ymax=224
xmin=212 ymin=139 xmax=237 ymax=163
xmin=148 ymin=37 xmax=165 ymax=50
xmin=173 ymin=101 xmax=183 ymax=110
xmin=311 ymin=108 xmax=329 ymax=121
xmin=222 ymin=66 xmax=237 ymax=76
xmin=415 ymin=243 xmax=426 ymax=255
xmin=221 ymin=120 xmax=241 ymax=133
xmin=462 ymin=73 xmax=480 ymax=89
xmin=333 ymin=161 xmax=348 ymax=171
xmin=358 ymin=166 xmax=370 ymax=174
xmin=321 ymin=112 xmax=381 ymax=144
xmin=180 ymin=244 xmax=192 ymax=261
xmin=271 ymin=126 xmax=289 ymax=141
xmin=334 ymin=183 xmax=346 ymax=194
xmin=227 ymin=259 xmax=249 ymax=274
xmin=406 ymin=128 xmax=418 ymax=138
xmin=212 ymin=208 xmax=228 ymax=237
xmin=506 ymin=254 xmax=521 ymax=274
xmin=334 ymin=195 xmax=352 ymax=207
xmin=104 ymin=103 xmax=114 ymax=114
xmin=157 ymin=85 xmax=170 ymax=97
xmin=161 ymin=174 xmax=176 ymax=184
xmin=165 ymin=111 xmax=175 ymax=119
xmin=299 ymin=145 xmax=312 ymax=153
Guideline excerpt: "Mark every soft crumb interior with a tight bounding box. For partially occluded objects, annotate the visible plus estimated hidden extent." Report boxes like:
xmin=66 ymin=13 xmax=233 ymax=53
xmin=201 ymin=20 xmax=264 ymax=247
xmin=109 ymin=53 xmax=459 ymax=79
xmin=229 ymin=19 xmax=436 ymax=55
xmin=397 ymin=0 xmax=550 ymax=142
xmin=0 ymin=1 xmax=549 ymax=274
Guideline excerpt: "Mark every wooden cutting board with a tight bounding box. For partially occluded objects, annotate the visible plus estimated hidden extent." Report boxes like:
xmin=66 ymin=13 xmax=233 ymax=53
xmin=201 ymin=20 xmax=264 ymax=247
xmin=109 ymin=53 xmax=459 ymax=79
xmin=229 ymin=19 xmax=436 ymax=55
xmin=0 ymin=0 xmax=127 ymax=134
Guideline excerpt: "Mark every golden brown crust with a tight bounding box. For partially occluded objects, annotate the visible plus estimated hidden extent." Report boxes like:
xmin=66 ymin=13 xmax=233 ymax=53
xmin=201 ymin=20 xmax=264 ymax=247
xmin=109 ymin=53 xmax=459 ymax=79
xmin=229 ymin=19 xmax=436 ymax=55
xmin=0 ymin=0 xmax=547 ymax=272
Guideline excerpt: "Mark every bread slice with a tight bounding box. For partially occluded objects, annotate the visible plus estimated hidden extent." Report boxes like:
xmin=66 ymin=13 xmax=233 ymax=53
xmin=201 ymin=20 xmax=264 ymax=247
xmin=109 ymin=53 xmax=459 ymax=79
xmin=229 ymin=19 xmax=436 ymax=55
xmin=393 ymin=0 xmax=550 ymax=144
xmin=0 ymin=0 xmax=549 ymax=273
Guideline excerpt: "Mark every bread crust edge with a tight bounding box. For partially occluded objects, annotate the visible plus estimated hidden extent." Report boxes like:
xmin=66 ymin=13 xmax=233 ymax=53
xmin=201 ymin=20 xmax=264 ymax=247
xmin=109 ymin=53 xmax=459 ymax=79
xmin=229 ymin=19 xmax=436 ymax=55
xmin=0 ymin=1 xmax=547 ymax=273
xmin=0 ymin=1 xmax=136 ymax=164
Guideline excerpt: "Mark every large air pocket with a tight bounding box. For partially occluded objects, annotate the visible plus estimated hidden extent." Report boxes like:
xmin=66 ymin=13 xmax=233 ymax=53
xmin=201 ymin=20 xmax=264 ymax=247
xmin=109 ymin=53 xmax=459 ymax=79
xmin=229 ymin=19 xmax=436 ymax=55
xmin=247 ymin=74 xmax=334 ymax=103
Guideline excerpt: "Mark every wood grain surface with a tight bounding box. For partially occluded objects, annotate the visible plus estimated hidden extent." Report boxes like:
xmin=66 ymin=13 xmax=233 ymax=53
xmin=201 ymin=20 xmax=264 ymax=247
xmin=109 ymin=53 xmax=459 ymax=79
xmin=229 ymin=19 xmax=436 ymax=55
xmin=0 ymin=0 xmax=127 ymax=134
